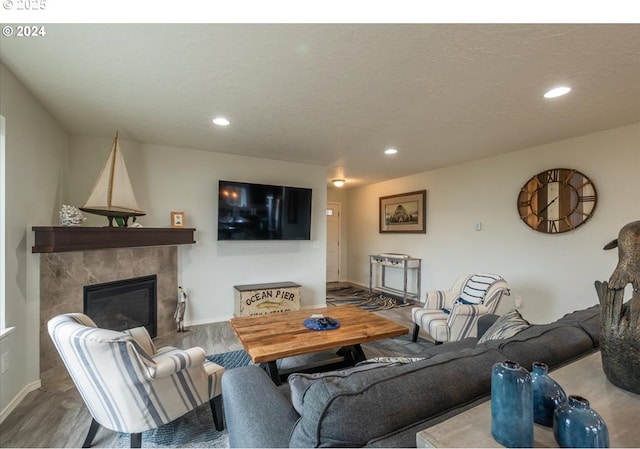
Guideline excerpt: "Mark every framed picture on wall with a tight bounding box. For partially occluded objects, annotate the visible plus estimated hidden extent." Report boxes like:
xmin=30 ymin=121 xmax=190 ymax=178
xmin=171 ymin=211 xmax=185 ymax=228
xmin=379 ymin=190 xmax=426 ymax=233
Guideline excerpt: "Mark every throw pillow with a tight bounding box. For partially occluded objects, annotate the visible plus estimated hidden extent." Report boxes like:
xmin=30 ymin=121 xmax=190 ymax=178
xmin=288 ymin=357 xmax=424 ymax=415
xmin=289 ymin=363 xmax=389 ymax=414
xmin=356 ymin=356 xmax=425 ymax=366
xmin=459 ymin=274 xmax=502 ymax=304
xmin=478 ymin=309 xmax=530 ymax=344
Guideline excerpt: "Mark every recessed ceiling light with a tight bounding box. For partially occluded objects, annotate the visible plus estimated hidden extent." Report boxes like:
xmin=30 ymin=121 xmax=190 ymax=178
xmin=544 ymin=87 xmax=571 ymax=99
xmin=384 ymin=148 xmax=398 ymax=155
xmin=213 ymin=117 xmax=230 ymax=126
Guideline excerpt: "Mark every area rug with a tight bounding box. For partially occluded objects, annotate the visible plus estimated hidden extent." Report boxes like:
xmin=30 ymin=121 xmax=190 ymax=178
xmin=326 ymin=283 xmax=412 ymax=311
xmin=361 ymin=333 xmax=434 ymax=358
xmin=114 ymin=350 xmax=253 ymax=448
xmin=206 ymin=349 xmax=253 ymax=369
xmin=114 ymin=404 xmax=228 ymax=448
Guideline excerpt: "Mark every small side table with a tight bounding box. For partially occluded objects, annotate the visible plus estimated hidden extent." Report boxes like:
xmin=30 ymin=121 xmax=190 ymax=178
xmin=369 ymin=254 xmax=421 ymax=303
xmin=416 ymin=351 xmax=639 ymax=448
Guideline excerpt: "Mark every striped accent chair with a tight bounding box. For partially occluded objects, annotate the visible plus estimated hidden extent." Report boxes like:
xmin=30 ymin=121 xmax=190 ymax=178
xmin=411 ymin=274 xmax=509 ymax=344
xmin=48 ymin=313 xmax=225 ymax=448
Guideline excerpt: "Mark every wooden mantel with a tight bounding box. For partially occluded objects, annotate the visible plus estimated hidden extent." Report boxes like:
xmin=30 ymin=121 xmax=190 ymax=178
xmin=32 ymin=226 xmax=196 ymax=253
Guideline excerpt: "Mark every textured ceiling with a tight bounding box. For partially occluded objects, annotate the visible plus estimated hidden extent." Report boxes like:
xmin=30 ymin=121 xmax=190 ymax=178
xmin=1 ymin=24 xmax=639 ymax=188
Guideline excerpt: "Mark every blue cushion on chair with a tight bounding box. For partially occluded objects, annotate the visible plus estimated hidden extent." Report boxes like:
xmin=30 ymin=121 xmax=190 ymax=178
xmin=444 ymin=297 xmax=475 ymax=314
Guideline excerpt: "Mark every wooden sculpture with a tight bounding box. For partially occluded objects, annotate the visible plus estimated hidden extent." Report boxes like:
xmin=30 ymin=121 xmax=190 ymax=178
xmin=174 ymin=286 xmax=188 ymax=332
xmin=595 ymin=220 xmax=640 ymax=394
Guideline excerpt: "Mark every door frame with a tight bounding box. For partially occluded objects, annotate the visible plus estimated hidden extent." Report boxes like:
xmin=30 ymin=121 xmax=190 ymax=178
xmin=326 ymin=201 xmax=342 ymax=282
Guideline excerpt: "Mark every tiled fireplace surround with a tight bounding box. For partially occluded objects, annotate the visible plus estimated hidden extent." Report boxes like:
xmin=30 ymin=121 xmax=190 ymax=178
xmin=39 ymin=246 xmax=178 ymax=383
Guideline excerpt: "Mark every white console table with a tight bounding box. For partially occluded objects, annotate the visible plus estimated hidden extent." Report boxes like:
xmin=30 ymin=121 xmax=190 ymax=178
xmin=369 ymin=254 xmax=421 ymax=303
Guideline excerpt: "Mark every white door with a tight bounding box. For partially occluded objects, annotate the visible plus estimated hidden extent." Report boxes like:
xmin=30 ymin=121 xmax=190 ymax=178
xmin=326 ymin=202 xmax=341 ymax=282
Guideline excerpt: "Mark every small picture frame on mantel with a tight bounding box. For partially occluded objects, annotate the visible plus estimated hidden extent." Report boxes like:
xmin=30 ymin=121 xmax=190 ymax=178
xmin=171 ymin=211 xmax=185 ymax=228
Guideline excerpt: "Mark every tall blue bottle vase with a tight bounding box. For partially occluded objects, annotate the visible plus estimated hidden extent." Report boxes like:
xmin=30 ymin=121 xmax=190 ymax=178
xmin=531 ymin=361 xmax=567 ymax=427
xmin=553 ymin=395 xmax=609 ymax=448
xmin=491 ymin=360 xmax=534 ymax=448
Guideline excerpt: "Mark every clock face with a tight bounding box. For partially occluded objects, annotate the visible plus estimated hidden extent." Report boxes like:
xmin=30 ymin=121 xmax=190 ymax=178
xmin=517 ymin=168 xmax=597 ymax=234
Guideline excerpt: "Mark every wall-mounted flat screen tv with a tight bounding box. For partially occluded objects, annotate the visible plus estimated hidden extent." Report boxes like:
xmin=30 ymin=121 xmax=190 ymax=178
xmin=218 ymin=180 xmax=312 ymax=240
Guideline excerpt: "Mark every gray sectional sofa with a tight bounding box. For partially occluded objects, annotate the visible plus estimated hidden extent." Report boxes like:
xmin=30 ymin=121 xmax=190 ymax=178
xmin=221 ymin=305 xmax=601 ymax=448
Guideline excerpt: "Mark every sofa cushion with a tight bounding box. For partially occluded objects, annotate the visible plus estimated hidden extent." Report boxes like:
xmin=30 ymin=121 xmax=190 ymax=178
xmin=289 ymin=357 xmax=424 ymax=414
xmin=288 ymin=362 xmax=392 ymax=415
xmin=221 ymin=365 xmax=299 ymax=448
xmin=422 ymin=338 xmax=479 ymax=357
xmin=482 ymin=323 xmax=595 ymax=370
xmin=555 ymin=304 xmax=600 ymax=325
xmin=478 ymin=309 xmax=530 ymax=344
xmin=554 ymin=304 xmax=601 ymax=346
xmin=289 ymin=347 xmax=506 ymax=447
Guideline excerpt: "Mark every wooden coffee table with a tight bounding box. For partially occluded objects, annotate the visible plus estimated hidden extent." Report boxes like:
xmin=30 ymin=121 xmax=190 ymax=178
xmin=229 ymin=305 xmax=409 ymax=384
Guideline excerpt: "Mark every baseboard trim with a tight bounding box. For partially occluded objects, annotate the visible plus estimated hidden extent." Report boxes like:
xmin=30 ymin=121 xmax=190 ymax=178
xmin=331 ymin=279 xmax=368 ymax=289
xmin=186 ymin=315 xmax=234 ymax=328
xmin=184 ymin=305 xmax=330 ymax=327
xmin=0 ymin=379 xmax=41 ymax=425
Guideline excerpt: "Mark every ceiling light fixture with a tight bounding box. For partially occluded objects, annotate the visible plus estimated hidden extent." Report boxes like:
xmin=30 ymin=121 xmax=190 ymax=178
xmin=213 ymin=117 xmax=230 ymax=126
xmin=332 ymin=179 xmax=345 ymax=188
xmin=384 ymin=148 xmax=398 ymax=155
xmin=544 ymin=87 xmax=571 ymax=99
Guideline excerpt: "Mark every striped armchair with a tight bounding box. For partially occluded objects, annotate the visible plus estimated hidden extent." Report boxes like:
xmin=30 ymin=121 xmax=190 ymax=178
xmin=411 ymin=274 xmax=509 ymax=344
xmin=48 ymin=313 xmax=225 ymax=448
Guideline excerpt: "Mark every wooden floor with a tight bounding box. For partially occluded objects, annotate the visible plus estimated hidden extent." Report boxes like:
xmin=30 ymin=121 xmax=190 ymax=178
xmin=0 ymin=288 xmax=416 ymax=448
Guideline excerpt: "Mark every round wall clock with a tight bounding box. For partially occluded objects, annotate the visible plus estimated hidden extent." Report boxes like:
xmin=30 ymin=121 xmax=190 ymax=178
xmin=517 ymin=168 xmax=597 ymax=234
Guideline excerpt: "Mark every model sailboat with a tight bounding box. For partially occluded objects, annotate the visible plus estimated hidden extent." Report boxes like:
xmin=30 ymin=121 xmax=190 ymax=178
xmin=80 ymin=132 xmax=146 ymax=227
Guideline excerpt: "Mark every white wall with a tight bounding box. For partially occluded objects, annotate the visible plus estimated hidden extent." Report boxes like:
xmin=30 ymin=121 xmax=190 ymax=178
xmin=68 ymin=137 xmax=328 ymax=324
xmin=346 ymin=124 xmax=640 ymax=324
xmin=0 ymin=63 xmax=69 ymax=418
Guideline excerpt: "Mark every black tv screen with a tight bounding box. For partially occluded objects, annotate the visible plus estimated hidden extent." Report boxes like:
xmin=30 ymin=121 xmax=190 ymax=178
xmin=218 ymin=181 xmax=312 ymax=240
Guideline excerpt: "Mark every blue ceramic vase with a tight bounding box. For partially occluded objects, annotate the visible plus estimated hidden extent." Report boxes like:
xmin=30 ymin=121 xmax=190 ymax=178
xmin=553 ymin=395 xmax=609 ymax=448
xmin=531 ymin=361 xmax=567 ymax=427
xmin=491 ymin=360 xmax=533 ymax=448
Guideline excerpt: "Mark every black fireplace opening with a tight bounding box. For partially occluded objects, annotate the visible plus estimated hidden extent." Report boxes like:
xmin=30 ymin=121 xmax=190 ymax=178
xmin=83 ymin=275 xmax=157 ymax=338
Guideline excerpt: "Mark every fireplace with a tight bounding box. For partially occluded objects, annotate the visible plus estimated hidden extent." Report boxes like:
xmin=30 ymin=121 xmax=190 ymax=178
xmin=39 ymin=246 xmax=177 ymax=379
xmin=84 ymin=275 xmax=158 ymax=338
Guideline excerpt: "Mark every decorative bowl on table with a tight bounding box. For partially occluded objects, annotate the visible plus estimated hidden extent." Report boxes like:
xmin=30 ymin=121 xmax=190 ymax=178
xmin=303 ymin=314 xmax=340 ymax=331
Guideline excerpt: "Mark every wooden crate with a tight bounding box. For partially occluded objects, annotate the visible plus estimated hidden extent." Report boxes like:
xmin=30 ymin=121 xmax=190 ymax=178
xmin=234 ymin=281 xmax=301 ymax=316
